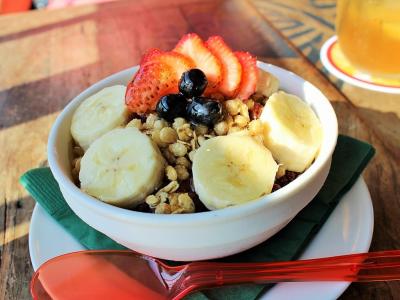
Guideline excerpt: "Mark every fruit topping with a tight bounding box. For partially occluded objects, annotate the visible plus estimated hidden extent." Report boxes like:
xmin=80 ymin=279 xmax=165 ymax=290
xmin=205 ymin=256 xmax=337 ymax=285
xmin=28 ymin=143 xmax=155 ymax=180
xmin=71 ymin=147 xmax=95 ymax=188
xmin=149 ymin=51 xmax=195 ymax=75
xmin=256 ymin=69 xmax=279 ymax=97
xmin=186 ymin=97 xmax=223 ymax=127
xmin=156 ymin=93 xmax=188 ymax=122
xmin=79 ymin=127 xmax=165 ymax=208
xmin=71 ymin=85 xmax=129 ymax=151
xmin=192 ymin=135 xmax=278 ymax=210
xmin=173 ymin=33 xmax=222 ymax=91
xmin=179 ymin=68 xmax=208 ymax=97
xmin=205 ymin=36 xmax=242 ymax=98
xmin=140 ymin=48 xmax=162 ymax=64
xmin=125 ymin=50 xmax=194 ymax=114
xmin=235 ymin=51 xmax=258 ymax=100
xmin=259 ymin=91 xmax=323 ymax=172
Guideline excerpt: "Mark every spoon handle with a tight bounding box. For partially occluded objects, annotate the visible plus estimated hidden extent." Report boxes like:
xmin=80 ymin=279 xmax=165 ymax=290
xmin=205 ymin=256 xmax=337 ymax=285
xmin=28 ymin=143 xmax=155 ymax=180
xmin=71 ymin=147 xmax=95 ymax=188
xmin=175 ymin=250 xmax=400 ymax=299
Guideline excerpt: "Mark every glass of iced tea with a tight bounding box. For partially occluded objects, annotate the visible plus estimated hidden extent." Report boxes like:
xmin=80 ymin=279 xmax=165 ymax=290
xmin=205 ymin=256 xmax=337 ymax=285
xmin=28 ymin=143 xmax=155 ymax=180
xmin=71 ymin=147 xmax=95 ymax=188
xmin=336 ymin=0 xmax=400 ymax=78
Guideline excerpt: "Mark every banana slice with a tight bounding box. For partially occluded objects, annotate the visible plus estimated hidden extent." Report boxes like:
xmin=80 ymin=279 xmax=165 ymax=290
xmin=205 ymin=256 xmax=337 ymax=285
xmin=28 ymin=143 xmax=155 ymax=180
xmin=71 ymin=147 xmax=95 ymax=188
xmin=79 ymin=127 xmax=165 ymax=208
xmin=256 ymin=69 xmax=279 ymax=97
xmin=260 ymin=91 xmax=323 ymax=172
xmin=192 ymin=135 xmax=278 ymax=210
xmin=71 ymin=85 xmax=129 ymax=151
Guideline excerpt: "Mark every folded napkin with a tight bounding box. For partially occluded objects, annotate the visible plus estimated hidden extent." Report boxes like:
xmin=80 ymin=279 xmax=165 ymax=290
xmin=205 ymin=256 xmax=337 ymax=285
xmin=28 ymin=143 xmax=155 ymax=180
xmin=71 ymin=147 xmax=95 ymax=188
xmin=21 ymin=135 xmax=374 ymax=300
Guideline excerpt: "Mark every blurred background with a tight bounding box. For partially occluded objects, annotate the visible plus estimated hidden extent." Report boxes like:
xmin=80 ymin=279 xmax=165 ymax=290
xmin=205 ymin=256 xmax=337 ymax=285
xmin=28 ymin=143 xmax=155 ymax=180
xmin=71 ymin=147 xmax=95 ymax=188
xmin=0 ymin=0 xmax=116 ymax=13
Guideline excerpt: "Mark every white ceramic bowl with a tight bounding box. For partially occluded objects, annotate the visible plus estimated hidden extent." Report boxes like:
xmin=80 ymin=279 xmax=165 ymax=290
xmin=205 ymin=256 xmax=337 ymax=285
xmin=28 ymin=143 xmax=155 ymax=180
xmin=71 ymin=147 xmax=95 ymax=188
xmin=47 ymin=62 xmax=338 ymax=261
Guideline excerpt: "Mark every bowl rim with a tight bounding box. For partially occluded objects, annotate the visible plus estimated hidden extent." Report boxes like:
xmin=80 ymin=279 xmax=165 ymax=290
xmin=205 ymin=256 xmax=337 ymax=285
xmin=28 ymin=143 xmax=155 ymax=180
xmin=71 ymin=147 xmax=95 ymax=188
xmin=48 ymin=62 xmax=338 ymax=225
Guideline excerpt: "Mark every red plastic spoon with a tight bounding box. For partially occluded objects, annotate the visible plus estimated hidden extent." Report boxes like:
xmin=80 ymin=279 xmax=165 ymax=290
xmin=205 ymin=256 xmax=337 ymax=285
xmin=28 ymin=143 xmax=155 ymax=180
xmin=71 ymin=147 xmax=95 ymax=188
xmin=31 ymin=250 xmax=400 ymax=300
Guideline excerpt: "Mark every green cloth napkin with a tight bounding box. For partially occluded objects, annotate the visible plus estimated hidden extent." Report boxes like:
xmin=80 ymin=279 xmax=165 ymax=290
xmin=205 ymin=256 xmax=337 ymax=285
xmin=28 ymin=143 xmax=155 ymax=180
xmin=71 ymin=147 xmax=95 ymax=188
xmin=21 ymin=135 xmax=374 ymax=300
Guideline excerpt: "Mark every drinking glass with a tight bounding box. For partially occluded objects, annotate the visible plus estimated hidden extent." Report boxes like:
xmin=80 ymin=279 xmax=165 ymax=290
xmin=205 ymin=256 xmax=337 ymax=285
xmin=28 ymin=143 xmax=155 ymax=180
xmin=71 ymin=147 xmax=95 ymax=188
xmin=336 ymin=0 xmax=400 ymax=78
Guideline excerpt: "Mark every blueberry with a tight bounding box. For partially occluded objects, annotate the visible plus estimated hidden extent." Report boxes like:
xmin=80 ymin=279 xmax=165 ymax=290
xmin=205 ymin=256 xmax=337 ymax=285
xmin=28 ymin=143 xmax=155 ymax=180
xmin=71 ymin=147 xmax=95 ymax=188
xmin=156 ymin=94 xmax=188 ymax=121
xmin=186 ymin=97 xmax=223 ymax=127
xmin=179 ymin=69 xmax=208 ymax=97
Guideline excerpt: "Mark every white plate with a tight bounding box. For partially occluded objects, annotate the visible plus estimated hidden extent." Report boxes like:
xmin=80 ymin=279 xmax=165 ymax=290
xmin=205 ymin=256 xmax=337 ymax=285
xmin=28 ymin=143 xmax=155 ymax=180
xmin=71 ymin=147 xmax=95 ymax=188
xmin=29 ymin=177 xmax=373 ymax=300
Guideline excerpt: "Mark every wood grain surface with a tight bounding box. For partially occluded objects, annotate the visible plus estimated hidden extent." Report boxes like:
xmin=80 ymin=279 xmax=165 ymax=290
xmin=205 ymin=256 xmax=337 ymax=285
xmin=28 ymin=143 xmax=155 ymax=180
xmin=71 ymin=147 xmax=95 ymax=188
xmin=0 ymin=0 xmax=399 ymax=299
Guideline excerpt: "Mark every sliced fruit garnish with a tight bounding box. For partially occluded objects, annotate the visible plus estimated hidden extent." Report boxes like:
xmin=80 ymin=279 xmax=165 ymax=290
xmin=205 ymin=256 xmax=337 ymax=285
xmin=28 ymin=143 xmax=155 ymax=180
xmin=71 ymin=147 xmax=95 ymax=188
xmin=259 ymin=91 xmax=323 ymax=172
xmin=235 ymin=51 xmax=258 ymax=100
xmin=173 ymin=33 xmax=222 ymax=91
xmin=80 ymin=127 xmax=165 ymax=208
xmin=140 ymin=48 xmax=162 ymax=64
xmin=125 ymin=63 xmax=176 ymax=114
xmin=192 ymin=134 xmax=278 ymax=210
xmin=145 ymin=51 xmax=195 ymax=74
xmin=71 ymin=85 xmax=129 ymax=151
xmin=125 ymin=50 xmax=195 ymax=114
xmin=256 ymin=69 xmax=279 ymax=97
xmin=206 ymin=36 xmax=242 ymax=98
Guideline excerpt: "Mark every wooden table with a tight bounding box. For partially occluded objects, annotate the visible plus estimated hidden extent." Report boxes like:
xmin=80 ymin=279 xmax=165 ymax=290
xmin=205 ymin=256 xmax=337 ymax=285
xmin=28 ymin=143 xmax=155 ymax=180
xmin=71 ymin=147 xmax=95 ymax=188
xmin=1 ymin=0 xmax=399 ymax=299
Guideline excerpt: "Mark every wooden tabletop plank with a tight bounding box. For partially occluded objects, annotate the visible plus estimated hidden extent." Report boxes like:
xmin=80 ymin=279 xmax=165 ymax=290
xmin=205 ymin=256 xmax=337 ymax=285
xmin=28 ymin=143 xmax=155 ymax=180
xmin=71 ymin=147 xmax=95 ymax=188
xmin=0 ymin=0 xmax=399 ymax=299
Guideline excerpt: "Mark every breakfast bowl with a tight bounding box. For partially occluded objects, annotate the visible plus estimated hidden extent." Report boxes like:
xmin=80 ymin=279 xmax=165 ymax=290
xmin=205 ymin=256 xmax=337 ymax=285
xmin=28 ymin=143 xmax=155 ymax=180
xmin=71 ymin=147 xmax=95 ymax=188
xmin=47 ymin=61 xmax=338 ymax=261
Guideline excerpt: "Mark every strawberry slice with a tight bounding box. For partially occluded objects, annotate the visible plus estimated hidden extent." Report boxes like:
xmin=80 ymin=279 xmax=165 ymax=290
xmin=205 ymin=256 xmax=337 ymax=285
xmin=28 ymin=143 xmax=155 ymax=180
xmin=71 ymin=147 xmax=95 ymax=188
xmin=125 ymin=51 xmax=194 ymax=114
xmin=125 ymin=63 xmax=175 ymax=114
xmin=235 ymin=51 xmax=258 ymax=100
xmin=173 ymin=33 xmax=222 ymax=91
xmin=140 ymin=48 xmax=162 ymax=64
xmin=206 ymin=36 xmax=242 ymax=98
xmin=148 ymin=51 xmax=195 ymax=74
